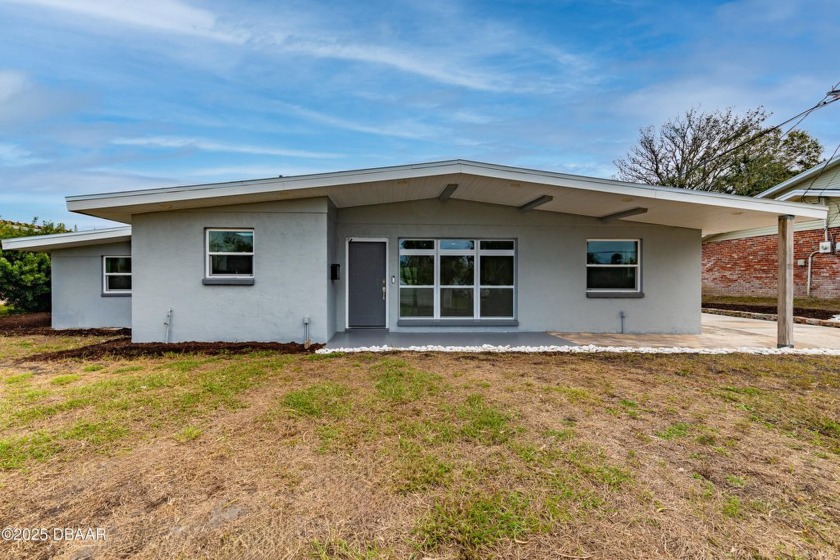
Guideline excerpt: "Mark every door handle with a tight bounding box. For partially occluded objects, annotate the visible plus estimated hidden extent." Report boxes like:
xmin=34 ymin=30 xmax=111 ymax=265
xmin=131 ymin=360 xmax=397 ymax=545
xmin=382 ymin=278 xmax=386 ymax=300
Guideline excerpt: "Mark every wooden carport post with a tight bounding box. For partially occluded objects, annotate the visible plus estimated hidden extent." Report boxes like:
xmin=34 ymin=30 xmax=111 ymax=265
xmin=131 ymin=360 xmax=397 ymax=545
xmin=777 ymin=214 xmax=794 ymax=348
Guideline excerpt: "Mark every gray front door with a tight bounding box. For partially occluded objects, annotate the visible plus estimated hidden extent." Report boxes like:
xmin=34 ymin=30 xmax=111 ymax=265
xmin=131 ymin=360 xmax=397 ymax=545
xmin=348 ymin=241 xmax=387 ymax=328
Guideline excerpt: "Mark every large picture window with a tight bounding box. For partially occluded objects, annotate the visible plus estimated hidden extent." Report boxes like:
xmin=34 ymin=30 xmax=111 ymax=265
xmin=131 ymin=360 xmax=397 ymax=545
xmin=103 ymin=256 xmax=131 ymax=294
xmin=586 ymin=240 xmax=640 ymax=292
xmin=399 ymin=239 xmax=515 ymax=319
xmin=206 ymin=229 xmax=254 ymax=277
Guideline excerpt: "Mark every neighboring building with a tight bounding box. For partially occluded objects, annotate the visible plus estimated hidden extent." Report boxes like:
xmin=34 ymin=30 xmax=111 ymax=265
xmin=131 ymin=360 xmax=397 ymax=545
xmin=703 ymin=156 xmax=840 ymax=299
xmin=1 ymin=160 xmax=825 ymax=343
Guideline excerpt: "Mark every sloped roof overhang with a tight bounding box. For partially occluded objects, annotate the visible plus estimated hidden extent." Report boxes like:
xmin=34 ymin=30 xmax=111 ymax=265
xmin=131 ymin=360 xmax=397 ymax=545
xmin=65 ymin=160 xmax=826 ymax=236
xmin=1 ymin=226 xmax=132 ymax=252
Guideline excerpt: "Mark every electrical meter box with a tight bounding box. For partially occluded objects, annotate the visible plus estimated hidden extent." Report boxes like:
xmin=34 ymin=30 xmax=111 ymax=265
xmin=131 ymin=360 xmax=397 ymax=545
xmin=819 ymin=241 xmax=832 ymax=253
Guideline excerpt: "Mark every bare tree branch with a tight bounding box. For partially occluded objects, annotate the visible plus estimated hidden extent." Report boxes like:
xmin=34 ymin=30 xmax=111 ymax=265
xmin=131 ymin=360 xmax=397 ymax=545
xmin=614 ymin=107 xmax=823 ymax=196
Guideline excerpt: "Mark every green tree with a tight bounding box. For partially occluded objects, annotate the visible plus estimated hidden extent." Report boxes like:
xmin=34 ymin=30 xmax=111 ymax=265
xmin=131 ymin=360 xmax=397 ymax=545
xmin=0 ymin=218 xmax=71 ymax=313
xmin=614 ymin=107 xmax=823 ymax=196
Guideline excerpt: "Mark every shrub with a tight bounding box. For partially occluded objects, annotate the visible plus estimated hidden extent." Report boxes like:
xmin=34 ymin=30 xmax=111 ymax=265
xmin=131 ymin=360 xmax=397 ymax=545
xmin=0 ymin=219 xmax=71 ymax=313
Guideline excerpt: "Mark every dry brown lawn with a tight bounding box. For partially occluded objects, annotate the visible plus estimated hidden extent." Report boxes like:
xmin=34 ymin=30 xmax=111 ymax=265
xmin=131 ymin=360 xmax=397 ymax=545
xmin=0 ymin=334 xmax=839 ymax=559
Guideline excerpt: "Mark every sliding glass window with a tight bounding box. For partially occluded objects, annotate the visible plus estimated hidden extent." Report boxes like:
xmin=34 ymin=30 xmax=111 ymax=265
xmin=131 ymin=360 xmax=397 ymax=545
xmin=399 ymin=239 xmax=515 ymax=319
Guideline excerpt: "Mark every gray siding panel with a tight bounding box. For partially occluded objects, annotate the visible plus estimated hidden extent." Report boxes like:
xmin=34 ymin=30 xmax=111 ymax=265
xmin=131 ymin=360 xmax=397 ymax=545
xmin=131 ymin=199 xmax=329 ymax=343
xmin=51 ymin=241 xmax=132 ymax=329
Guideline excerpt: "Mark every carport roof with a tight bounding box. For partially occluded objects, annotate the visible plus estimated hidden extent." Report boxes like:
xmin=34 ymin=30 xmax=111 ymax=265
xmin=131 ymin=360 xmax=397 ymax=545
xmin=65 ymin=159 xmax=826 ymax=236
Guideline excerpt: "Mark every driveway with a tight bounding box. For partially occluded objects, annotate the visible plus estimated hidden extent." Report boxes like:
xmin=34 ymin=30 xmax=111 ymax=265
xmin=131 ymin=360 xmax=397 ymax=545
xmin=555 ymin=313 xmax=840 ymax=349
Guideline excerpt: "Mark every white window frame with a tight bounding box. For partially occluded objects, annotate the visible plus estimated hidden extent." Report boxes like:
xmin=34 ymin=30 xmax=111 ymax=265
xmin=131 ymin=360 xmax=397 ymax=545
xmin=398 ymin=238 xmax=516 ymax=320
xmin=102 ymin=255 xmax=131 ymax=294
xmin=585 ymin=239 xmax=641 ymax=293
xmin=206 ymin=228 xmax=255 ymax=278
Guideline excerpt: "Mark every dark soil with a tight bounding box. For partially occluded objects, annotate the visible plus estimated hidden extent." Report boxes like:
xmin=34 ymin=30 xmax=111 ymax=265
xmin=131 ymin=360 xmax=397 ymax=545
xmin=0 ymin=312 xmax=130 ymax=337
xmin=0 ymin=311 xmax=51 ymax=330
xmin=25 ymin=337 xmax=322 ymax=361
xmin=2 ymin=313 xmax=321 ymax=360
xmin=701 ymin=303 xmax=838 ymax=320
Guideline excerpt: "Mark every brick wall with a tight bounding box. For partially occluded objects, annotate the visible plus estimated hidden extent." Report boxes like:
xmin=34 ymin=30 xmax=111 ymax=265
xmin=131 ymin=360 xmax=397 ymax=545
xmin=702 ymin=227 xmax=840 ymax=299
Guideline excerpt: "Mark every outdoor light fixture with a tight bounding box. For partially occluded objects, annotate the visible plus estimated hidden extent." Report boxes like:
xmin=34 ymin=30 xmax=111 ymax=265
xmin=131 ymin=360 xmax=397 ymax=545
xmin=598 ymin=207 xmax=649 ymax=223
xmin=439 ymin=183 xmax=458 ymax=201
xmin=519 ymin=195 xmax=553 ymax=212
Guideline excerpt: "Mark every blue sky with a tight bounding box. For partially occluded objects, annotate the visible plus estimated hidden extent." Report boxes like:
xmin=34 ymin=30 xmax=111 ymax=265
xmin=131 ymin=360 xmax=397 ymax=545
xmin=0 ymin=0 xmax=838 ymax=230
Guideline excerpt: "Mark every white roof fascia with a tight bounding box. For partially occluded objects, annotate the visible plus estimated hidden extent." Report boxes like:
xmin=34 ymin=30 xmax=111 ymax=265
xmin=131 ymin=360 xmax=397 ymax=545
xmin=702 ymin=218 xmax=826 ymax=243
xmin=66 ymin=160 xmax=468 ymax=210
xmin=757 ymin=155 xmax=840 ymax=199
xmin=776 ymin=189 xmax=840 ymax=202
xmin=1 ymin=226 xmax=132 ymax=252
xmin=66 ymin=159 xmax=827 ymax=222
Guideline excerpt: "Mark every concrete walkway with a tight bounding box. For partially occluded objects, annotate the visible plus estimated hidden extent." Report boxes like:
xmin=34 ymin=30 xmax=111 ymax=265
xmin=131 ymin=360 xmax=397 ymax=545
xmin=555 ymin=313 xmax=840 ymax=349
xmin=325 ymin=314 xmax=840 ymax=350
xmin=325 ymin=330 xmax=573 ymax=349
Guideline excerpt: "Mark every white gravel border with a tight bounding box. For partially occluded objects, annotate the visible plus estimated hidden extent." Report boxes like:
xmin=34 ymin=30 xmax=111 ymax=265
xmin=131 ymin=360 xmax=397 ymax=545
xmin=317 ymin=344 xmax=840 ymax=355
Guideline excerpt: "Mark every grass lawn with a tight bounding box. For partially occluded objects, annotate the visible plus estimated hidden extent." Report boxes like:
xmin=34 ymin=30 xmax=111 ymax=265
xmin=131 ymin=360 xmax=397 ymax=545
xmin=0 ymin=335 xmax=838 ymax=559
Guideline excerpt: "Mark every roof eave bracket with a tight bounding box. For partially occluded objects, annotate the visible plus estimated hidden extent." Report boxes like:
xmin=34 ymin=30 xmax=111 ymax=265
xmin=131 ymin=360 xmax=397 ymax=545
xmin=599 ymin=207 xmax=649 ymax=223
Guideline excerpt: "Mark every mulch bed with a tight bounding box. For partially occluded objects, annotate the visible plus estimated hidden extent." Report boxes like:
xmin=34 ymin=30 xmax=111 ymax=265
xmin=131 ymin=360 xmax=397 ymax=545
xmin=2 ymin=313 xmax=320 ymax=357
xmin=701 ymin=303 xmax=837 ymax=320
xmin=25 ymin=337 xmax=322 ymax=361
xmin=0 ymin=312 xmax=131 ymax=337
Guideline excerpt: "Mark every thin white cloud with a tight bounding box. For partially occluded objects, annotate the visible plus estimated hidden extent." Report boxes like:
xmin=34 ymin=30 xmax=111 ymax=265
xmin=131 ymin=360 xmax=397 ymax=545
xmin=182 ymin=165 xmax=328 ymax=180
xmin=2 ymin=0 xmax=245 ymax=42
xmin=0 ymin=70 xmax=27 ymax=103
xmin=0 ymin=71 xmax=87 ymax=127
xmin=3 ymin=0 xmax=592 ymax=94
xmin=283 ymin=105 xmax=442 ymax=140
xmin=278 ymin=37 xmax=506 ymax=92
xmin=451 ymin=111 xmax=497 ymax=125
xmin=0 ymin=143 xmax=46 ymax=166
xmin=111 ymin=136 xmax=341 ymax=158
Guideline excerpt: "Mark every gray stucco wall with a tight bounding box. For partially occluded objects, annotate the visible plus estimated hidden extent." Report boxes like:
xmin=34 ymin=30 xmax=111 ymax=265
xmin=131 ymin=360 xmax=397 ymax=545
xmin=334 ymin=199 xmax=701 ymax=334
xmin=51 ymin=241 xmax=132 ymax=329
xmin=131 ymin=198 xmax=330 ymax=343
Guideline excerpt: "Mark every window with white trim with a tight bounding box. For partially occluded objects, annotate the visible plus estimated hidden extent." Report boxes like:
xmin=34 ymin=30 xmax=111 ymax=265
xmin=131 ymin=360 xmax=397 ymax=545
xmin=586 ymin=239 xmax=640 ymax=292
xmin=206 ymin=229 xmax=254 ymax=277
xmin=103 ymin=256 xmax=131 ymax=294
xmin=399 ymin=239 xmax=515 ymax=319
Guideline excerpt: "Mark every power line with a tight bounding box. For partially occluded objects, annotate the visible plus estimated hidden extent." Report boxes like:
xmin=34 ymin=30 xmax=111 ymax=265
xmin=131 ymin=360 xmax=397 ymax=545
xmin=708 ymin=85 xmax=839 ymax=166
xmin=803 ymin=141 xmax=840 ymax=199
xmin=689 ymin=83 xmax=840 ymax=176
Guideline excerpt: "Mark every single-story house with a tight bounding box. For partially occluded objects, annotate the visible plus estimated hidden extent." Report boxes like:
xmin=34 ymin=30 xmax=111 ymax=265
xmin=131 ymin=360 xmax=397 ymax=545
xmin=2 ymin=160 xmax=826 ymax=345
xmin=703 ymin=156 xmax=840 ymax=299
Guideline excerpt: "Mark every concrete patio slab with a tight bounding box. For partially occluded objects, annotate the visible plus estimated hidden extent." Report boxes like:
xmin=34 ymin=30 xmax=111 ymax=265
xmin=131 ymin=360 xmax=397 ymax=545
xmin=325 ymin=314 xmax=840 ymax=350
xmin=325 ymin=330 xmax=574 ymax=349
xmin=555 ymin=313 xmax=840 ymax=349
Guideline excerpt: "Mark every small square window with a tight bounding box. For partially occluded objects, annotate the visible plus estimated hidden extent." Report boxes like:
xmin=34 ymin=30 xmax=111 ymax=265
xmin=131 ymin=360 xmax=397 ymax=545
xmin=206 ymin=229 xmax=254 ymax=277
xmin=103 ymin=256 xmax=131 ymax=294
xmin=586 ymin=240 xmax=640 ymax=292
